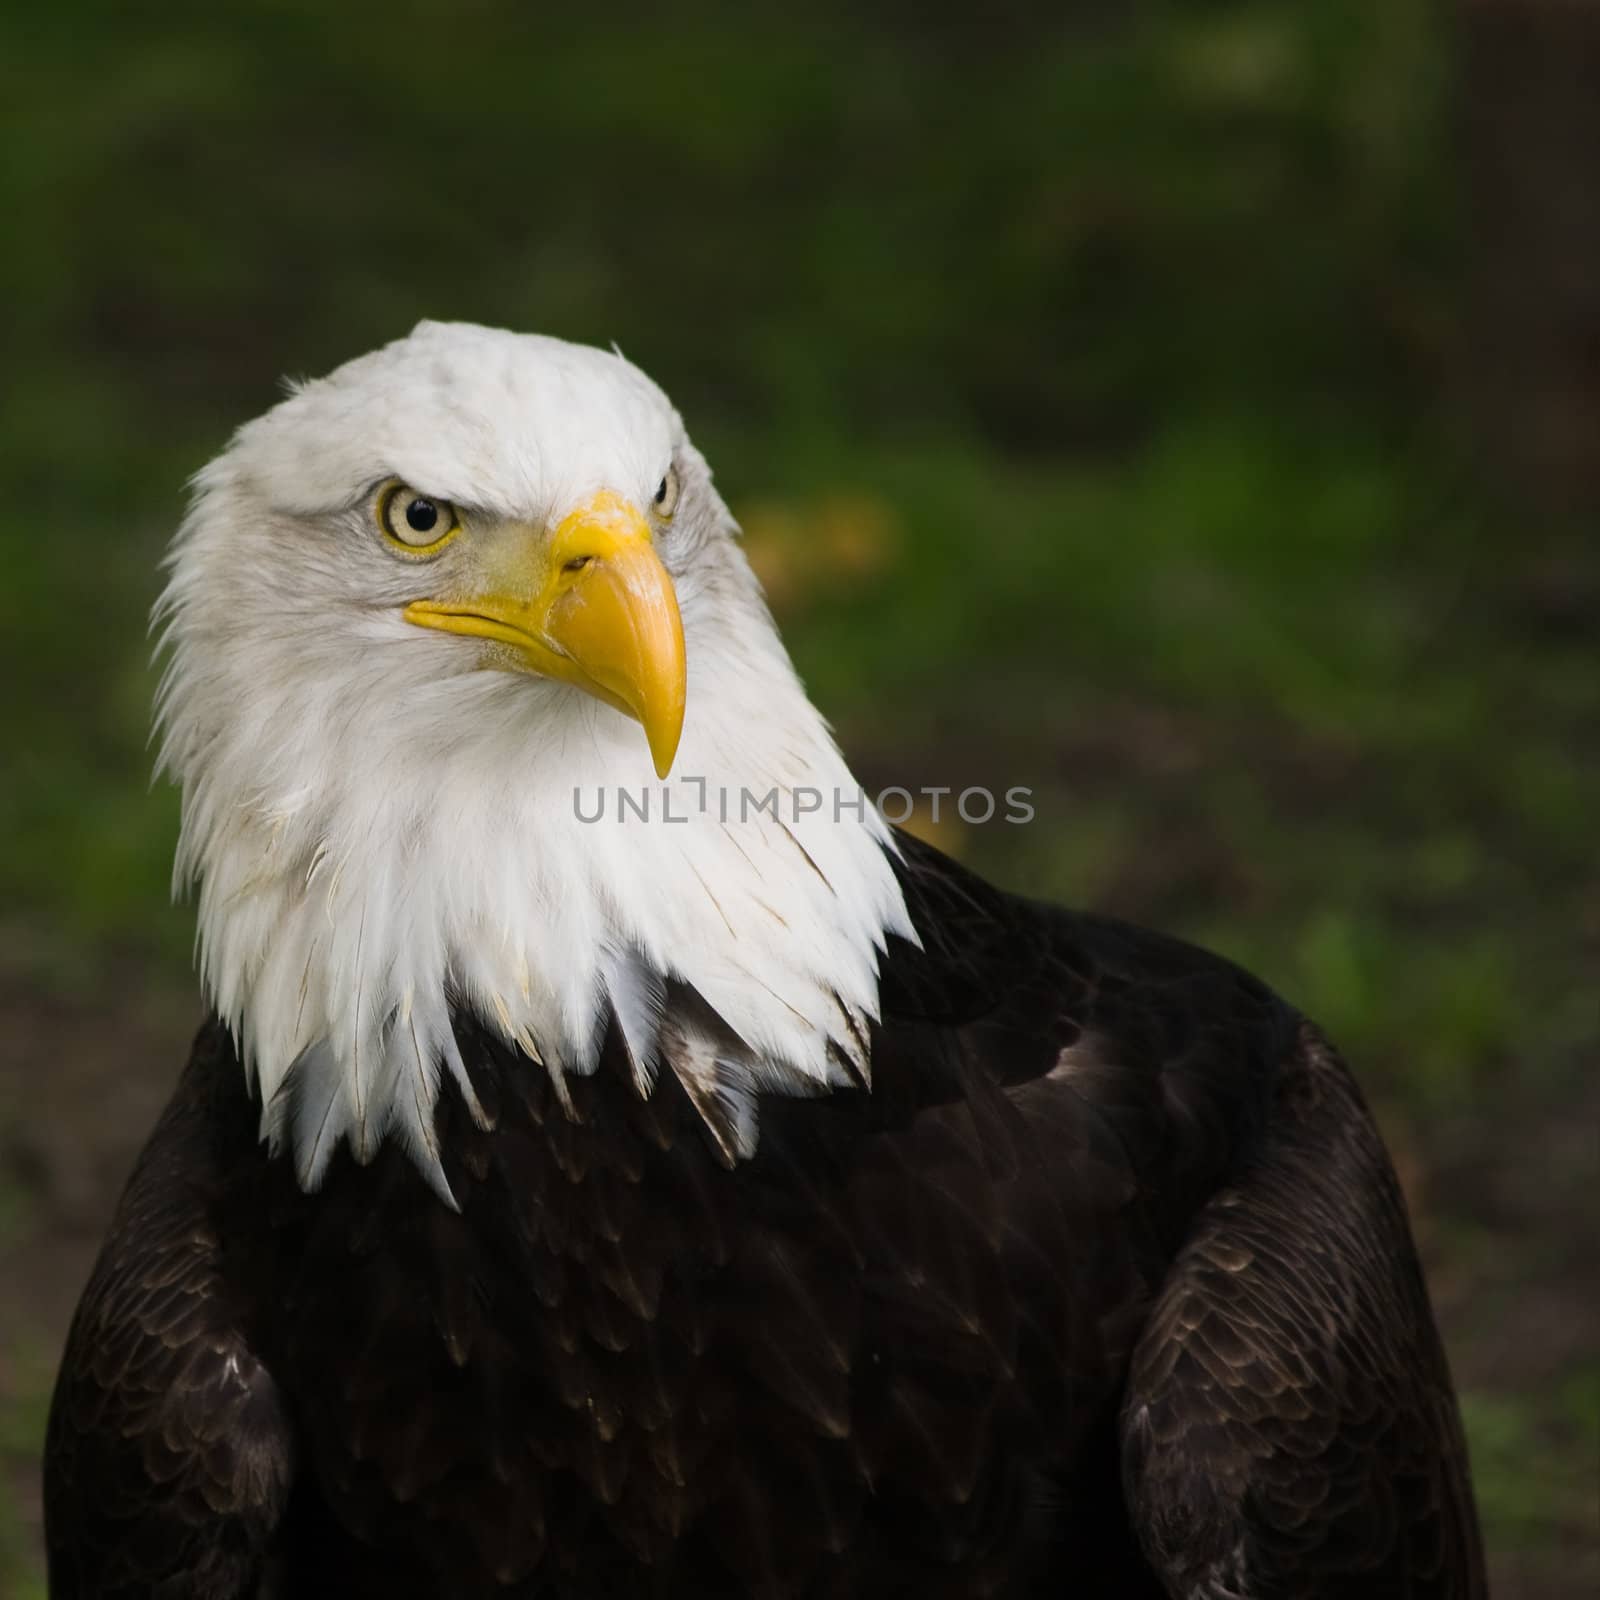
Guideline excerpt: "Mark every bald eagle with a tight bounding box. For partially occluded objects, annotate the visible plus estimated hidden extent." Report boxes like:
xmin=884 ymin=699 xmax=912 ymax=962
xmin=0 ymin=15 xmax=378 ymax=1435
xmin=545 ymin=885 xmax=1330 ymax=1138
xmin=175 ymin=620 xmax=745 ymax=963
xmin=44 ymin=323 xmax=1483 ymax=1598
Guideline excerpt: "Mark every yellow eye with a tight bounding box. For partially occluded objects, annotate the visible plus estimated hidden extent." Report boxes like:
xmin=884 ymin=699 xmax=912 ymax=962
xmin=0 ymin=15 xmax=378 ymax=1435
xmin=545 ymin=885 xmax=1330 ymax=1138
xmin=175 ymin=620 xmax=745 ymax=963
xmin=652 ymin=464 xmax=681 ymax=521
xmin=377 ymin=482 xmax=460 ymax=554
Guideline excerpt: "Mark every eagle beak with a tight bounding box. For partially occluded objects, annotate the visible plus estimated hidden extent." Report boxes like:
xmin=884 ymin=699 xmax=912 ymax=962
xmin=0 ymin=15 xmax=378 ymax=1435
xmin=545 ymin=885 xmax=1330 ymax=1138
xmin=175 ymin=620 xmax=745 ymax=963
xmin=403 ymin=490 xmax=687 ymax=778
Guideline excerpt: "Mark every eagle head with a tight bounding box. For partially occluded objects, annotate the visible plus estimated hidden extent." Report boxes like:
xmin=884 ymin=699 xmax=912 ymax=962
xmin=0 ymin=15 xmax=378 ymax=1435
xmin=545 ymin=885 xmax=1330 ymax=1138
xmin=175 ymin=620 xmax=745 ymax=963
xmin=155 ymin=321 xmax=913 ymax=1201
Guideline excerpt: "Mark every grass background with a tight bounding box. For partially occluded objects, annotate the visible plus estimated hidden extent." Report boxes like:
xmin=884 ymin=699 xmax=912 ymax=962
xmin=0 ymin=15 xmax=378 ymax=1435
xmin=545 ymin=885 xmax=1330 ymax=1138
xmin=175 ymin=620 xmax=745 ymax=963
xmin=1 ymin=4 xmax=1595 ymax=1594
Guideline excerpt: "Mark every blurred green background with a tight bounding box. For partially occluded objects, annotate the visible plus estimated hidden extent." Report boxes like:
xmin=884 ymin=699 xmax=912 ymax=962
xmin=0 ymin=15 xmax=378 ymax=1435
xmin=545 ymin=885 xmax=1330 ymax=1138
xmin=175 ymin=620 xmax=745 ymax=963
xmin=1 ymin=4 xmax=1595 ymax=1595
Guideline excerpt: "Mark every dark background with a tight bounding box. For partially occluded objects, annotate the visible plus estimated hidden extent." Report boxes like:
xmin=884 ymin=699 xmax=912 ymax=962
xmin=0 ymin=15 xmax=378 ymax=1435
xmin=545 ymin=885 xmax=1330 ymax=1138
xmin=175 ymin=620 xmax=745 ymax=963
xmin=1 ymin=4 xmax=1595 ymax=1594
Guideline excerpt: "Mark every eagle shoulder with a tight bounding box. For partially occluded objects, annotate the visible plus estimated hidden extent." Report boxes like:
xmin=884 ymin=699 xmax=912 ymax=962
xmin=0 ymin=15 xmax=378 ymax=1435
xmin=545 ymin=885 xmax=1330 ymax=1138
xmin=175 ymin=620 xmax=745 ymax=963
xmin=1119 ymin=1023 xmax=1486 ymax=1598
xmin=44 ymin=1029 xmax=294 ymax=1599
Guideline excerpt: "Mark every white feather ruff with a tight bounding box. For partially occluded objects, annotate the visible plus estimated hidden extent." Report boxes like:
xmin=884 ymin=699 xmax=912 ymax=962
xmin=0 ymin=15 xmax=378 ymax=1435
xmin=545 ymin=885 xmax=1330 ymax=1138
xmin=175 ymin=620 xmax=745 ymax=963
xmin=154 ymin=322 xmax=913 ymax=1200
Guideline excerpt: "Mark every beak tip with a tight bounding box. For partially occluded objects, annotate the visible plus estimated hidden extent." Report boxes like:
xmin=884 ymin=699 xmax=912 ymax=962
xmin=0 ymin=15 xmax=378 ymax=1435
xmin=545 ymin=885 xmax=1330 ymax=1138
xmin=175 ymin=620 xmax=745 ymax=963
xmin=647 ymin=711 xmax=684 ymax=780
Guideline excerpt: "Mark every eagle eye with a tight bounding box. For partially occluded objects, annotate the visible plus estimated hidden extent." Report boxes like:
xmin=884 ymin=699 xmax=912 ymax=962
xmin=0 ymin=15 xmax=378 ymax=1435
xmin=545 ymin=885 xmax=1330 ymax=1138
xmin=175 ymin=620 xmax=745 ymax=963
xmin=653 ymin=464 xmax=680 ymax=520
xmin=377 ymin=482 xmax=460 ymax=555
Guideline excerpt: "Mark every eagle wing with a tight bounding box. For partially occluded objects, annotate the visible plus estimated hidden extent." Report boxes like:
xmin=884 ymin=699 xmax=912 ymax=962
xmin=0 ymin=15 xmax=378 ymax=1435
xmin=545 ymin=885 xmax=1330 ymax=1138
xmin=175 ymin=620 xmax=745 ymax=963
xmin=43 ymin=1030 xmax=294 ymax=1599
xmin=892 ymin=833 xmax=1484 ymax=1596
xmin=1120 ymin=1023 xmax=1486 ymax=1598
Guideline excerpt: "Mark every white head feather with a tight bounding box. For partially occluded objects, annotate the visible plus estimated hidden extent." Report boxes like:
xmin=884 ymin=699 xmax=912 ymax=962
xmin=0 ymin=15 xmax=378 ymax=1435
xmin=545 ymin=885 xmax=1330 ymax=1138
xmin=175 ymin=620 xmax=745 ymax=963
xmin=154 ymin=321 xmax=913 ymax=1201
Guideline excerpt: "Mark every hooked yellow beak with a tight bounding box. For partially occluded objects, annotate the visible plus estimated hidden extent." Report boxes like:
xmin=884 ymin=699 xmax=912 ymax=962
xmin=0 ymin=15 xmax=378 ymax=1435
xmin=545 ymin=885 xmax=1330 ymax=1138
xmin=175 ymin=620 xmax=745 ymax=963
xmin=403 ymin=490 xmax=686 ymax=777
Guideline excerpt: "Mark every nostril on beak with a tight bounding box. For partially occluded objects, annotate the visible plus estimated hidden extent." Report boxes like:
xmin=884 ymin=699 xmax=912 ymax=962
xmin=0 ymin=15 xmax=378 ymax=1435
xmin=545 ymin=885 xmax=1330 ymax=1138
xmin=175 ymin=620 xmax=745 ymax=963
xmin=563 ymin=555 xmax=594 ymax=575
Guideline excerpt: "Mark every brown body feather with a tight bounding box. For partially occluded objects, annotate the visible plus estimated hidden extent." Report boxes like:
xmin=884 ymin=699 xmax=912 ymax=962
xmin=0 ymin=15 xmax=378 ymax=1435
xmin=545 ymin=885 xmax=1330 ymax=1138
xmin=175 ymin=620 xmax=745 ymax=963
xmin=44 ymin=835 xmax=1484 ymax=1597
